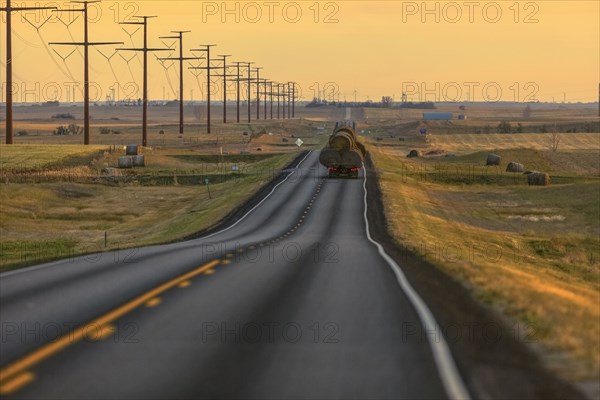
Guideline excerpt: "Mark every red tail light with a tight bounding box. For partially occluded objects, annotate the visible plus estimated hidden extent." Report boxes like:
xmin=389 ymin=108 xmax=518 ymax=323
xmin=328 ymin=168 xmax=337 ymax=171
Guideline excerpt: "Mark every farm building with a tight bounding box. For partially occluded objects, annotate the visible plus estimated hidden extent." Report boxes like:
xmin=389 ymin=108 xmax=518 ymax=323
xmin=423 ymin=112 xmax=453 ymax=120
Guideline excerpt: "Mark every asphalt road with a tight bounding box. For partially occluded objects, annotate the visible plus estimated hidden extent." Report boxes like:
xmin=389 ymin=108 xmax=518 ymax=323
xmin=1 ymin=151 xmax=469 ymax=399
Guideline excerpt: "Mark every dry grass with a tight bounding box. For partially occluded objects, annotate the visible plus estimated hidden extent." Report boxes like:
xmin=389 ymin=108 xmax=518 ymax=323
xmin=0 ymin=144 xmax=299 ymax=271
xmin=369 ymin=142 xmax=600 ymax=382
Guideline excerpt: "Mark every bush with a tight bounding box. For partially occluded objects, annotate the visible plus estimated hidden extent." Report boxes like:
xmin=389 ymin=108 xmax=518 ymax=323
xmin=52 ymin=113 xmax=75 ymax=119
xmin=497 ymin=121 xmax=512 ymax=134
xmin=16 ymin=130 xmax=28 ymax=136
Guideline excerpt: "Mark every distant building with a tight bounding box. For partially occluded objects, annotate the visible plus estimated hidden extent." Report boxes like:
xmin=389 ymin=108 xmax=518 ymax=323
xmin=423 ymin=112 xmax=453 ymax=120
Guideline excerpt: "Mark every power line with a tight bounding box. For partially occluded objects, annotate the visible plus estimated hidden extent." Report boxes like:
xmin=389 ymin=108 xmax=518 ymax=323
xmin=118 ymin=16 xmax=170 ymax=147
xmin=49 ymin=0 xmax=123 ymax=145
xmin=158 ymin=31 xmax=201 ymax=134
xmin=189 ymin=45 xmax=216 ymax=133
xmin=1 ymin=0 xmax=57 ymax=144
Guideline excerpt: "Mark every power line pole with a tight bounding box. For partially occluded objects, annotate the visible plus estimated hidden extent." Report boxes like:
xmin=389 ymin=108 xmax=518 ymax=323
xmin=158 ymin=30 xmax=199 ymax=134
xmin=217 ymin=55 xmax=231 ymax=123
xmin=287 ymin=82 xmax=292 ymax=119
xmin=118 ymin=16 xmax=169 ymax=147
xmin=231 ymin=61 xmax=245 ymax=123
xmin=246 ymin=62 xmax=254 ymax=123
xmin=269 ymin=81 xmax=274 ymax=119
xmin=189 ymin=45 xmax=216 ymax=133
xmin=50 ymin=1 xmax=123 ymax=145
xmin=1 ymin=0 xmax=56 ymax=144
xmin=254 ymin=67 xmax=263 ymax=120
xmin=291 ymin=81 xmax=296 ymax=118
xmin=281 ymin=83 xmax=287 ymax=119
xmin=262 ymin=79 xmax=268 ymax=120
xmin=276 ymin=83 xmax=281 ymax=119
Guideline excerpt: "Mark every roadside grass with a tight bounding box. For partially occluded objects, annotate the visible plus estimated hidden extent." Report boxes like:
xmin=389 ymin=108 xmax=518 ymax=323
xmin=368 ymin=142 xmax=600 ymax=382
xmin=0 ymin=145 xmax=108 ymax=171
xmin=0 ymin=146 xmax=298 ymax=271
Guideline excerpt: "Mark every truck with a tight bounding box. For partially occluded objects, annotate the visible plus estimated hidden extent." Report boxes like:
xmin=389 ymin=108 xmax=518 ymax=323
xmin=319 ymin=121 xmax=366 ymax=178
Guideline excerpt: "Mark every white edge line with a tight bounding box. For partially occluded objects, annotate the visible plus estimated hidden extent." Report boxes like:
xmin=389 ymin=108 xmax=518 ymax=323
xmin=0 ymin=151 xmax=313 ymax=278
xmin=199 ymin=150 xmax=312 ymax=239
xmin=362 ymin=166 xmax=471 ymax=400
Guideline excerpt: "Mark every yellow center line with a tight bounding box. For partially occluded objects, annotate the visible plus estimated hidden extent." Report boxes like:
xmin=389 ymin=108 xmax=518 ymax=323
xmin=0 ymin=259 xmax=220 ymax=385
xmin=145 ymin=298 xmax=162 ymax=308
xmin=0 ymin=372 xmax=35 ymax=396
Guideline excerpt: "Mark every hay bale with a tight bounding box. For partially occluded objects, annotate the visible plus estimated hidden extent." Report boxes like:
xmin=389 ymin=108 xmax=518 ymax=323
xmin=132 ymin=155 xmax=145 ymax=167
xmin=118 ymin=156 xmax=133 ymax=168
xmin=407 ymin=150 xmax=421 ymax=158
xmin=486 ymin=153 xmax=501 ymax=166
xmin=506 ymin=161 xmax=524 ymax=173
xmin=527 ymin=171 xmax=550 ymax=186
xmin=126 ymin=145 xmax=140 ymax=155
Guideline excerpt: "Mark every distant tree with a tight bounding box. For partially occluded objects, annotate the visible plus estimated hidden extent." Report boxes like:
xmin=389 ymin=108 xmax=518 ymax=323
xmin=497 ymin=121 xmax=512 ymax=133
xmin=53 ymin=126 xmax=70 ymax=135
xmin=546 ymin=132 xmax=561 ymax=152
xmin=516 ymin=123 xmax=523 ymax=133
xmin=381 ymin=96 xmax=393 ymax=108
xmin=523 ymin=105 xmax=532 ymax=119
xmin=68 ymin=124 xmax=82 ymax=135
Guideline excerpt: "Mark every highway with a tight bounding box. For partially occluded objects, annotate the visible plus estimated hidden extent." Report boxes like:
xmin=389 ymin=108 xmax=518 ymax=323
xmin=0 ymin=150 xmax=469 ymax=399
xmin=0 ymin=150 xmax=581 ymax=399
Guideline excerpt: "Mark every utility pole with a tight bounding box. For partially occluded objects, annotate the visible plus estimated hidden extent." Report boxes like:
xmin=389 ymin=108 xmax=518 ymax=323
xmin=246 ymin=62 xmax=254 ymax=123
xmin=232 ymin=61 xmax=245 ymax=123
xmin=215 ymin=55 xmax=231 ymax=123
xmin=158 ymin=30 xmax=199 ymax=134
xmin=281 ymin=83 xmax=287 ymax=119
xmin=263 ymin=79 xmax=268 ymax=120
xmin=254 ymin=67 xmax=263 ymax=120
xmin=118 ymin=16 xmax=169 ymax=147
xmin=1 ymin=0 xmax=56 ymax=144
xmin=276 ymin=83 xmax=281 ymax=119
xmin=287 ymin=82 xmax=292 ymax=119
xmin=189 ymin=45 xmax=216 ymax=133
xmin=291 ymin=82 xmax=296 ymax=118
xmin=49 ymin=1 xmax=123 ymax=145
xmin=269 ymin=81 xmax=274 ymax=119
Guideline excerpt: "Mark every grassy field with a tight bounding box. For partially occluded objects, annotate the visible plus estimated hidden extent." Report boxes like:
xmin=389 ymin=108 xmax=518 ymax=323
xmin=0 ymin=137 xmax=309 ymax=271
xmin=367 ymin=131 xmax=600 ymax=383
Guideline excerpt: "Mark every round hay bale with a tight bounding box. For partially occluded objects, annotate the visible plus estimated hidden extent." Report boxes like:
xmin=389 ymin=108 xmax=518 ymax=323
xmin=282 ymin=138 xmax=289 ymax=143
xmin=118 ymin=156 xmax=133 ymax=168
xmin=486 ymin=153 xmax=501 ymax=166
xmin=126 ymin=145 xmax=140 ymax=155
xmin=340 ymin=149 xmax=363 ymax=166
xmin=132 ymin=155 xmax=145 ymax=167
xmin=319 ymin=149 xmax=342 ymax=167
xmin=527 ymin=171 xmax=550 ymax=186
xmin=506 ymin=161 xmax=524 ymax=173
xmin=407 ymin=150 xmax=421 ymax=158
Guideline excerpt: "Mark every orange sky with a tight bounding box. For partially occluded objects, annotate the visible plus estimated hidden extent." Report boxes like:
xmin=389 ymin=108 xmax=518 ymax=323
xmin=1 ymin=0 xmax=598 ymax=103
